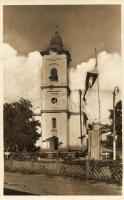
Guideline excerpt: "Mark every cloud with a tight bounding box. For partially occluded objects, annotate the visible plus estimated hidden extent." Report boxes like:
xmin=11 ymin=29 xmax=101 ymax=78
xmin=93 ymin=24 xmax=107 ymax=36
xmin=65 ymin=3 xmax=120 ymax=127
xmin=69 ymin=51 xmax=121 ymax=123
xmin=69 ymin=50 xmax=121 ymax=91
xmin=2 ymin=43 xmax=43 ymax=107
xmin=2 ymin=43 xmax=121 ymax=123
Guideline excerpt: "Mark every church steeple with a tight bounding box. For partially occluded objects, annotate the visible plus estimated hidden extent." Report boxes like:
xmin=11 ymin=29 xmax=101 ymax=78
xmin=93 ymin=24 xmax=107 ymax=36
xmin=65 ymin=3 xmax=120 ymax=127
xmin=40 ymin=26 xmax=72 ymax=65
xmin=40 ymin=26 xmax=72 ymax=152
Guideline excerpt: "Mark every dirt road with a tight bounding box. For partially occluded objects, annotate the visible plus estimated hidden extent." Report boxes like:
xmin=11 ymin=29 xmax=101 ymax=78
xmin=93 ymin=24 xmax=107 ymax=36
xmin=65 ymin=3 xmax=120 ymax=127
xmin=4 ymin=172 xmax=122 ymax=195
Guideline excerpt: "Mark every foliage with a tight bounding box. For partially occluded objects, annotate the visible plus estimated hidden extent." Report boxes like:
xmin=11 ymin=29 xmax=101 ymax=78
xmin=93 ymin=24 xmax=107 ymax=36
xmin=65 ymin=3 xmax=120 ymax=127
xmin=100 ymin=124 xmax=111 ymax=134
xmin=100 ymin=100 xmax=122 ymax=148
xmin=4 ymin=98 xmax=41 ymax=152
xmin=108 ymin=100 xmax=122 ymax=147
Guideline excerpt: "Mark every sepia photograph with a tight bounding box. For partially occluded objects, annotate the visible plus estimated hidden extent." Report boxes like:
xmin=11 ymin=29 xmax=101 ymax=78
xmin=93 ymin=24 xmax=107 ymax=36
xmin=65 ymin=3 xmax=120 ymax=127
xmin=2 ymin=1 xmax=123 ymax=196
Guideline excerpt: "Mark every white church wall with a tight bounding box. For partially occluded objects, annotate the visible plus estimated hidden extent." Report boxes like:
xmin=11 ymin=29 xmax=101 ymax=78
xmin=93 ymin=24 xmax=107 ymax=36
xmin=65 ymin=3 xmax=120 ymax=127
xmin=41 ymin=112 xmax=68 ymax=150
xmin=69 ymin=115 xmax=87 ymax=150
xmin=41 ymin=53 xmax=67 ymax=87
xmin=41 ymin=88 xmax=67 ymax=111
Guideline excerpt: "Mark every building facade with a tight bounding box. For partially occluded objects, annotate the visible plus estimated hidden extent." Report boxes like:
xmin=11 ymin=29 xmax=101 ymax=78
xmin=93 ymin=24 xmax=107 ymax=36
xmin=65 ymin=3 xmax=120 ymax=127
xmin=40 ymin=31 xmax=87 ymax=152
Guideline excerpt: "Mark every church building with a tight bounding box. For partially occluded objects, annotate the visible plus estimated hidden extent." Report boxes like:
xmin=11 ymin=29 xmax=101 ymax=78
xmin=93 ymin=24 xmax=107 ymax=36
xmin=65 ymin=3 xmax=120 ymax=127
xmin=40 ymin=30 xmax=88 ymax=152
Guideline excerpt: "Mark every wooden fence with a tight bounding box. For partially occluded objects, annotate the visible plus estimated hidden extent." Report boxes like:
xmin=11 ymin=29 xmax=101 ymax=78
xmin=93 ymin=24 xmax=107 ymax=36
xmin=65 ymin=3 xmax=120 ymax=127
xmin=89 ymin=160 xmax=122 ymax=184
xmin=4 ymin=159 xmax=122 ymax=184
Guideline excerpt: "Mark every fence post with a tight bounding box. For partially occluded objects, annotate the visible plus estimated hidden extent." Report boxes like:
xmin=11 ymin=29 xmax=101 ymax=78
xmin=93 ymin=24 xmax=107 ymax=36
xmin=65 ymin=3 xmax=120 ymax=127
xmin=30 ymin=157 xmax=35 ymax=173
xmin=10 ymin=156 xmax=13 ymax=172
xmin=86 ymin=157 xmax=90 ymax=180
xmin=56 ymin=160 xmax=59 ymax=175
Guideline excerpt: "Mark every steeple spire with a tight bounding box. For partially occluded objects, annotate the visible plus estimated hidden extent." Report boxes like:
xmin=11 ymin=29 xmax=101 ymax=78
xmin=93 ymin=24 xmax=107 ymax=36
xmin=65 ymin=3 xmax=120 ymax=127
xmin=40 ymin=25 xmax=72 ymax=65
xmin=49 ymin=26 xmax=63 ymax=51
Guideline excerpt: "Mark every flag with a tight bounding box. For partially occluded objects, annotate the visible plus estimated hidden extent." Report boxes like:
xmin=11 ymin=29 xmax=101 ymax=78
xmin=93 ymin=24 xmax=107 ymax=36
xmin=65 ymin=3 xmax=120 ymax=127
xmin=83 ymin=67 xmax=98 ymax=103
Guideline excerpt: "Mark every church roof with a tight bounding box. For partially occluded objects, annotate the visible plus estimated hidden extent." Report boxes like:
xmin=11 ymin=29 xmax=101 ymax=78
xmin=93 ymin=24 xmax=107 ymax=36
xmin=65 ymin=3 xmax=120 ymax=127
xmin=42 ymin=136 xmax=58 ymax=142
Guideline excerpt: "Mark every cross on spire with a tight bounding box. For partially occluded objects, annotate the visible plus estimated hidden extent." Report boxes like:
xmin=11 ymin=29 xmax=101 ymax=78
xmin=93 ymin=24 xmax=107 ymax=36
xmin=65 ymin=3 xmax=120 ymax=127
xmin=56 ymin=25 xmax=59 ymax=32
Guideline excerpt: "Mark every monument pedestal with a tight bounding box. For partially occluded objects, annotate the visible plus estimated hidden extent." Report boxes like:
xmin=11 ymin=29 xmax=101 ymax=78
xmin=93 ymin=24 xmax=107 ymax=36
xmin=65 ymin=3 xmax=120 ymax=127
xmin=88 ymin=122 xmax=100 ymax=160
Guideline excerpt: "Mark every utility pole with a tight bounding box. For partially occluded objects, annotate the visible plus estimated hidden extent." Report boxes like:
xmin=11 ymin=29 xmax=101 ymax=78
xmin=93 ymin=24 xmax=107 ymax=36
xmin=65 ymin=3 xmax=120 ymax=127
xmin=79 ymin=90 xmax=83 ymax=143
xmin=113 ymin=86 xmax=119 ymax=160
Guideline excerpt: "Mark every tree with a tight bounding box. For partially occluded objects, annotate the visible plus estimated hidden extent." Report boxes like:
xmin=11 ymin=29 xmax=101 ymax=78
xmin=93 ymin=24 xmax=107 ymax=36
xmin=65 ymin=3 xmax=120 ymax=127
xmin=100 ymin=100 xmax=122 ymax=148
xmin=100 ymin=124 xmax=111 ymax=146
xmin=108 ymin=100 xmax=122 ymax=148
xmin=4 ymin=98 xmax=41 ymax=152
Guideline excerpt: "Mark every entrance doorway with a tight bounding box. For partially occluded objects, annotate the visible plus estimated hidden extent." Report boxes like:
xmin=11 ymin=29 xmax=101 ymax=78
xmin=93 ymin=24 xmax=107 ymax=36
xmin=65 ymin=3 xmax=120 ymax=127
xmin=50 ymin=136 xmax=59 ymax=151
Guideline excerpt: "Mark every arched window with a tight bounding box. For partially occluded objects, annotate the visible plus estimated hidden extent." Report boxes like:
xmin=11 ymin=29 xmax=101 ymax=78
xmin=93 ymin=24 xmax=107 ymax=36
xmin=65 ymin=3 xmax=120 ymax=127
xmin=49 ymin=68 xmax=58 ymax=81
xmin=52 ymin=118 xmax=56 ymax=129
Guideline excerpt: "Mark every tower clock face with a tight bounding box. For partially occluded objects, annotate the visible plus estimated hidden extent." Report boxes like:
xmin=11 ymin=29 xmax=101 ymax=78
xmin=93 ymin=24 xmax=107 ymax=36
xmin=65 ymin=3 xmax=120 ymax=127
xmin=51 ymin=97 xmax=57 ymax=104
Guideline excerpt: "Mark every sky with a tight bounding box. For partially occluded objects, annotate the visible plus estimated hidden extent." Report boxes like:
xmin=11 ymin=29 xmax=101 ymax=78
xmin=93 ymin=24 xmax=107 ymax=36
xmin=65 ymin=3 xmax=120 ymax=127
xmin=3 ymin=5 xmax=121 ymax=123
xmin=3 ymin=5 xmax=121 ymax=67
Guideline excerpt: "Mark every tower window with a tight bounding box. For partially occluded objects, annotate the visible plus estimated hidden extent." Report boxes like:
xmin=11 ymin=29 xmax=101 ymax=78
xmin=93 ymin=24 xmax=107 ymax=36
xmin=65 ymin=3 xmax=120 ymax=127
xmin=49 ymin=68 xmax=58 ymax=81
xmin=51 ymin=97 xmax=57 ymax=104
xmin=52 ymin=118 xmax=56 ymax=129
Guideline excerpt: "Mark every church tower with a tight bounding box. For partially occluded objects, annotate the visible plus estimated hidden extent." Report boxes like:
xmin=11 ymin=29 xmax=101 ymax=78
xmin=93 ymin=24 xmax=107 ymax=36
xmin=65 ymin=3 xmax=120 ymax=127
xmin=40 ymin=30 xmax=71 ymax=151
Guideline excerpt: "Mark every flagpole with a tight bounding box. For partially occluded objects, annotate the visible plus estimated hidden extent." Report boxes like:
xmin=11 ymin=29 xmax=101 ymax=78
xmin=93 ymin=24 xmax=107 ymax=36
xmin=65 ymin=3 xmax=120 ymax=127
xmin=95 ymin=48 xmax=101 ymax=125
xmin=95 ymin=48 xmax=101 ymax=158
xmin=79 ymin=90 xmax=83 ymax=143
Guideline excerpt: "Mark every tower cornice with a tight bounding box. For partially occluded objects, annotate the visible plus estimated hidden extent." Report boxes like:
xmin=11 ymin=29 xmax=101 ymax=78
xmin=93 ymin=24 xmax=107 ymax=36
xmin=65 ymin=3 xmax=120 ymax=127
xmin=41 ymin=85 xmax=69 ymax=89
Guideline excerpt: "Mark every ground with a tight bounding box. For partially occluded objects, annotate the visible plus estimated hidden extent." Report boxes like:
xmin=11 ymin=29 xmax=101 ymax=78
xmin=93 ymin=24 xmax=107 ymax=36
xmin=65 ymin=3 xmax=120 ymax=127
xmin=4 ymin=172 xmax=122 ymax=195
